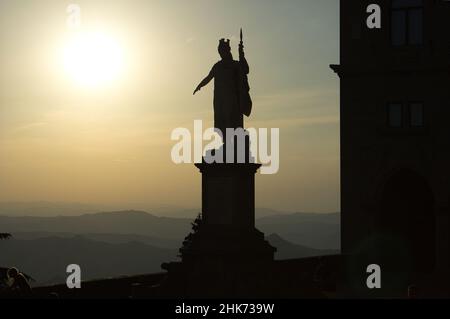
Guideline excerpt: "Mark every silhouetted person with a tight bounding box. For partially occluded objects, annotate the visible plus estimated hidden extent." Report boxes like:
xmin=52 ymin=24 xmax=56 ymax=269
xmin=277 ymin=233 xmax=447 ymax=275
xmin=7 ymin=267 xmax=32 ymax=295
xmin=408 ymin=284 xmax=418 ymax=299
xmin=193 ymin=34 xmax=251 ymax=145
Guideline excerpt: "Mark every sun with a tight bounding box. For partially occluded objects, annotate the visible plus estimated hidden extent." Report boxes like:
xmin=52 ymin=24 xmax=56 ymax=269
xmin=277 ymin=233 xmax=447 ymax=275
xmin=62 ymin=31 xmax=125 ymax=88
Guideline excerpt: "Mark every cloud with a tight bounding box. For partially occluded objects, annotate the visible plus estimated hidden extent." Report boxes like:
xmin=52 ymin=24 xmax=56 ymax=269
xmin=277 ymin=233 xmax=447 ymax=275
xmin=11 ymin=122 xmax=48 ymax=134
xmin=113 ymin=157 xmax=137 ymax=163
xmin=255 ymin=87 xmax=338 ymax=109
xmin=186 ymin=37 xmax=196 ymax=44
xmin=250 ymin=87 xmax=339 ymax=128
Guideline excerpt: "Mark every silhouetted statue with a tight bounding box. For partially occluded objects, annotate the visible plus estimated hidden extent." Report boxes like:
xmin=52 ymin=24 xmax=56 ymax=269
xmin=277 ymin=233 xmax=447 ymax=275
xmin=193 ymin=29 xmax=252 ymax=143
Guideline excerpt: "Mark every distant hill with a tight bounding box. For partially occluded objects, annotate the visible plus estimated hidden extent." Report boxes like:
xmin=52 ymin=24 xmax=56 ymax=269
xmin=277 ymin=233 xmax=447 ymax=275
xmin=0 ymin=201 xmax=113 ymax=217
xmin=0 ymin=236 xmax=178 ymax=286
xmin=11 ymin=232 xmax=181 ymax=249
xmin=0 ymin=210 xmax=192 ymax=240
xmin=1 ymin=233 xmax=336 ymax=286
xmin=0 ymin=202 xmax=290 ymax=219
xmin=153 ymin=207 xmax=288 ymax=219
xmin=257 ymin=212 xmax=340 ymax=249
xmin=0 ymin=209 xmax=340 ymax=250
xmin=266 ymin=234 xmax=338 ymax=260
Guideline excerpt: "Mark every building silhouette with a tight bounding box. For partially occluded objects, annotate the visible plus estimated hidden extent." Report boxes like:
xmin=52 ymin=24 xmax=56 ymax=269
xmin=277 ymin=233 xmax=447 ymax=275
xmin=18 ymin=0 xmax=450 ymax=299
xmin=331 ymin=0 xmax=450 ymax=296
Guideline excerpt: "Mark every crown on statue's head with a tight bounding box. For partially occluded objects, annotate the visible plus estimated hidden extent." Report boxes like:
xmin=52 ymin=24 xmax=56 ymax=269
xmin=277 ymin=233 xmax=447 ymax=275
xmin=218 ymin=38 xmax=231 ymax=51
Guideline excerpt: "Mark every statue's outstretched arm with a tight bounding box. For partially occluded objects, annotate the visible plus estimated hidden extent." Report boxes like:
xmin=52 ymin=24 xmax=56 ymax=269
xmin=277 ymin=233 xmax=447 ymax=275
xmin=193 ymin=69 xmax=214 ymax=95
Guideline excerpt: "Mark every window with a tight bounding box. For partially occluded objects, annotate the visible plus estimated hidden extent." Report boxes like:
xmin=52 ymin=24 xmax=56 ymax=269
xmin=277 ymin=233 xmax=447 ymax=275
xmin=387 ymin=102 xmax=425 ymax=128
xmin=388 ymin=103 xmax=403 ymax=127
xmin=391 ymin=0 xmax=424 ymax=46
xmin=409 ymin=103 xmax=424 ymax=127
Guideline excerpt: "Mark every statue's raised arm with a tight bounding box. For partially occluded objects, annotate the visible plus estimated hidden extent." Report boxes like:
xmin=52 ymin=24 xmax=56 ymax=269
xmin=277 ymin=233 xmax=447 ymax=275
xmin=239 ymin=28 xmax=249 ymax=75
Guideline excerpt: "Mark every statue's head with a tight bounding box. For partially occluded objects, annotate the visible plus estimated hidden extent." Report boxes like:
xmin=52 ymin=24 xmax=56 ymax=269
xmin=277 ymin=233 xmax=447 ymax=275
xmin=218 ymin=39 xmax=232 ymax=60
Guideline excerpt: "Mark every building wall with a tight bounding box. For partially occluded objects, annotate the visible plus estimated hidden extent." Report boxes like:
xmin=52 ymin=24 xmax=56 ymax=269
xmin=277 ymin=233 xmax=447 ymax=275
xmin=337 ymin=0 xmax=450 ymax=279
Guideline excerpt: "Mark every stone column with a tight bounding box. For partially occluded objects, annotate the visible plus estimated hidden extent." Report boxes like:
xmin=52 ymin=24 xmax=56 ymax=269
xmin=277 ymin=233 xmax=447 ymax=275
xmin=179 ymin=161 xmax=276 ymax=263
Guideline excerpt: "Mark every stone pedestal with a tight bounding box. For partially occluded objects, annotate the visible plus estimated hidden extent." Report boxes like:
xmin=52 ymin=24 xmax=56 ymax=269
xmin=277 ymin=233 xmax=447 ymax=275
xmin=179 ymin=162 xmax=276 ymax=263
xmin=198 ymin=162 xmax=259 ymax=228
xmin=157 ymin=160 xmax=276 ymax=297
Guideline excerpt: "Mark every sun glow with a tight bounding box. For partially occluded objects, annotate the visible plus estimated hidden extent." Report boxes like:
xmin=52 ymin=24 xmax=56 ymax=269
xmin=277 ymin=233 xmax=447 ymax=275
xmin=62 ymin=31 xmax=125 ymax=88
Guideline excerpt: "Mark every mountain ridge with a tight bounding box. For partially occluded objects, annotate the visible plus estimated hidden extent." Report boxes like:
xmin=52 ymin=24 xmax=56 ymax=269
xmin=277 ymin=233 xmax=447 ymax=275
xmin=1 ymin=232 xmax=337 ymax=286
xmin=0 ymin=209 xmax=340 ymax=249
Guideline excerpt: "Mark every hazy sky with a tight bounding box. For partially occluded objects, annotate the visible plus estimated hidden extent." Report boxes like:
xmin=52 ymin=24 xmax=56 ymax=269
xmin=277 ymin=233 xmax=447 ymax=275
xmin=0 ymin=0 xmax=340 ymax=213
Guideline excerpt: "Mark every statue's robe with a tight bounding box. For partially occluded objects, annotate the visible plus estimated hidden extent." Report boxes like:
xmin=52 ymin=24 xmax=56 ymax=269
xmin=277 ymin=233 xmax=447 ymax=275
xmin=210 ymin=57 xmax=251 ymax=137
